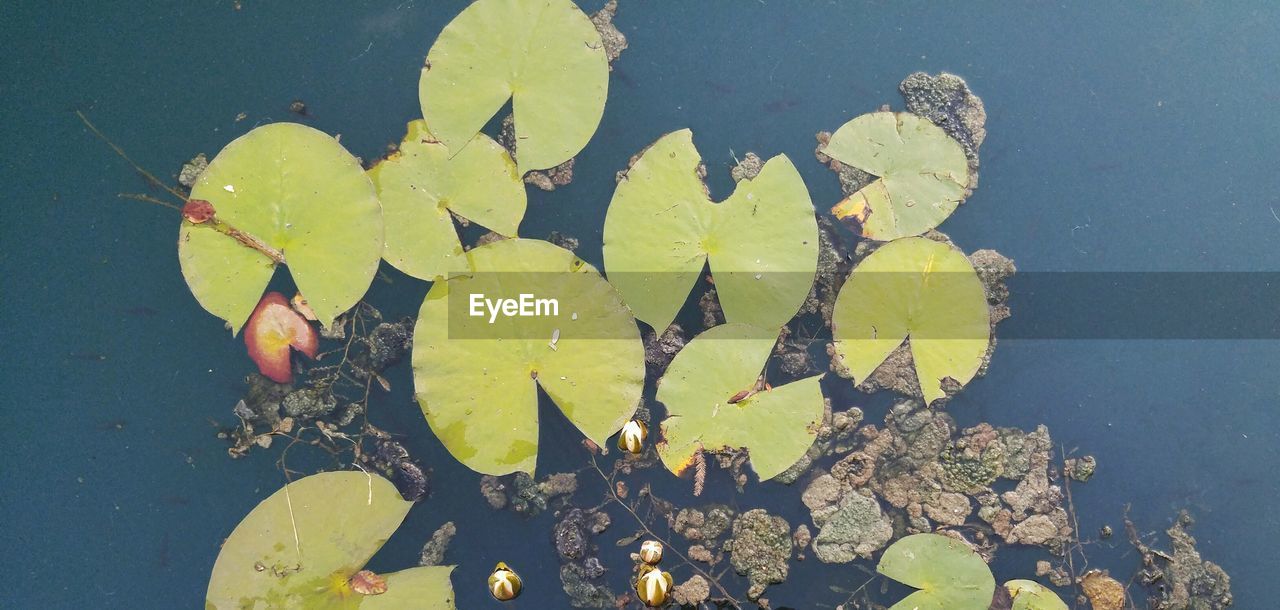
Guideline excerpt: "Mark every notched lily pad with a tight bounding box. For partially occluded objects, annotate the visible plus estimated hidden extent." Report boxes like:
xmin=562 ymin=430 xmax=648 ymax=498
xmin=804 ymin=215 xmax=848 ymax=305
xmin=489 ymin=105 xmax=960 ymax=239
xmin=412 ymin=238 xmax=644 ymax=475
xmin=1005 ymin=579 xmax=1069 ymax=610
xmin=831 ymin=237 xmax=989 ymax=405
xmin=206 ymin=471 xmax=455 ymax=609
xmin=656 ymin=323 xmax=824 ymax=481
xmin=180 ymin=122 xmax=383 ymax=332
xmin=368 ymin=120 xmax=526 ymax=281
xmin=603 ymin=129 xmax=818 ymax=332
xmin=877 ymin=533 xmax=995 ymax=610
xmin=820 ymin=111 xmax=969 ymax=241
xmin=419 ymin=0 xmax=609 ymax=173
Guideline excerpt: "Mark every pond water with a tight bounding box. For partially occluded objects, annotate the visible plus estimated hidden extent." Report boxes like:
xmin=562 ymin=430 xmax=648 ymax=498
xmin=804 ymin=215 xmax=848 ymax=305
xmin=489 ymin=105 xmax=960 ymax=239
xmin=3 ymin=1 xmax=1278 ymax=608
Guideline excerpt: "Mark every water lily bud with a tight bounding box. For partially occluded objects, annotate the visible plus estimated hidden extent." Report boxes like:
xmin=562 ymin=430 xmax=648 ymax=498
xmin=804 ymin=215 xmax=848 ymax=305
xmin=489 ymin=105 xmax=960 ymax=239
xmin=636 ymin=565 xmax=673 ymax=607
xmin=618 ymin=419 xmax=648 ymax=454
xmin=488 ymin=562 xmax=521 ymax=601
xmin=639 ymin=540 xmax=664 ymax=565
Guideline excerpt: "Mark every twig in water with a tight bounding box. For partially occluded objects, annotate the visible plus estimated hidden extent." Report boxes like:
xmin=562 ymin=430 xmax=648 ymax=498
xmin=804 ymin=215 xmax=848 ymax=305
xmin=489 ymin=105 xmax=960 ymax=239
xmin=589 ymin=454 xmax=742 ymax=609
xmin=75 ymin=110 xmax=189 ymax=203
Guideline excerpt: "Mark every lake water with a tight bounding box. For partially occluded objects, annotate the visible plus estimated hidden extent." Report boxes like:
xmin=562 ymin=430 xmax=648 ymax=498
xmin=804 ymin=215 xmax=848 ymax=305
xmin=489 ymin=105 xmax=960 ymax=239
xmin=3 ymin=1 xmax=1278 ymax=608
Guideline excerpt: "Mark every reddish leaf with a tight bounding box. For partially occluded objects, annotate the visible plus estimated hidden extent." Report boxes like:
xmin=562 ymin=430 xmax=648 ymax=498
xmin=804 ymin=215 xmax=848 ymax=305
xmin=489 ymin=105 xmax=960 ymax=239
xmin=348 ymin=570 xmax=388 ymax=595
xmin=245 ymin=292 xmax=318 ymax=383
xmin=182 ymin=199 xmax=216 ymax=224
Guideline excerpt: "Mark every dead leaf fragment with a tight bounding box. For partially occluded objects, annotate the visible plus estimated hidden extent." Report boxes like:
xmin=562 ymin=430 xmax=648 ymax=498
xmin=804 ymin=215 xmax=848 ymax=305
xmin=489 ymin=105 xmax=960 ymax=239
xmin=349 ymin=569 xmax=388 ymax=595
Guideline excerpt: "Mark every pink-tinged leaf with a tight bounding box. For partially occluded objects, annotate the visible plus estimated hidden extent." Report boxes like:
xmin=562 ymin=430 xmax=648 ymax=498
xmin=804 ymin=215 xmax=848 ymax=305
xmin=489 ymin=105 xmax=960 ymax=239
xmin=245 ymin=292 xmax=319 ymax=383
xmin=182 ymin=199 xmax=216 ymax=224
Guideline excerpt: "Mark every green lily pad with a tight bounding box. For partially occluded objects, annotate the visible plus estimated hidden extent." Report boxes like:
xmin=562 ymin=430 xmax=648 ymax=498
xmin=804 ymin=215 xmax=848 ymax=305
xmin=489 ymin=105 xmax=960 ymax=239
xmin=655 ymin=323 xmax=824 ymax=481
xmin=877 ymin=533 xmax=995 ymax=610
xmin=206 ymin=471 xmax=455 ymax=609
xmin=412 ymin=238 xmax=644 ymax=475
xmin=831 ymin=237 xmax=989 ymax=405
xmin=180 ymin=122 xmax=383 ymax=332
xmin=602 ymin=129 xmax=818 ymax=332
xmin=368 ymin=120 xmax=526 ymax=281
xmin=419 ymin=0 xmax=608 ymax=173
xmin=1006 ymin=579 xmax=1070 ymax=610
xmin=821 ymin=111 xmax=970 ymax=241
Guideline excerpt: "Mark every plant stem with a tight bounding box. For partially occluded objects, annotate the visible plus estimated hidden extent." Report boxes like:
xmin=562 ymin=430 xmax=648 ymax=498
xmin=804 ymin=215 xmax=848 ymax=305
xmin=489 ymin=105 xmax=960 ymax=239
xmin=589 ymin=455 xmax=743 ymax=609
xmin=76 ymin=110 xmax=189 ymax=203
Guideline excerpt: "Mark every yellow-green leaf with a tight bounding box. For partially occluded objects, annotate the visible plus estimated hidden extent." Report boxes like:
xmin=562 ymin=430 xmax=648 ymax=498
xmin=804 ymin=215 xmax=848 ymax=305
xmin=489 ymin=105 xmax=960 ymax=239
xmin=1006 ymin=579 xmax=1069 ymax=610
xmin=656 ymin=323 xmax=824 ymax=481
xmin=368 ymin=120 xmax=525 ymax=281
xmin=603 ymin=130 xmax=818 ymax=331
xmin=412 ymin=239 xmax=644 ymax=475
xmin=822 ymin=111 xmax=969 ymax=241
xmin=180 ymin=123 xmax=382 ymax=332
xmin=361 ymin=567 xmax=457 ymax=610
xmin=419 ymin=0 xmax=608 ymax=173
xmin=877 ymin=533 xmax=994 ymax=610
xmin=831 ymin=237 xmax=989 ymax=405
xmin=206 ymin=471 xmax=455 ymax=609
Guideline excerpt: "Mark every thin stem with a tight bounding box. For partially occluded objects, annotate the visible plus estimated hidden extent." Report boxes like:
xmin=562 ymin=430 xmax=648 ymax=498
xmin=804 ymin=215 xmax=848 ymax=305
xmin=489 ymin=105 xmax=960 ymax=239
xmin=118 ymin=192 xmax=182 ymax=212
xmin=76 ymin=110 xmax=189 ymax=203
xmin=589 ymin=454 xmax=742 ymax=609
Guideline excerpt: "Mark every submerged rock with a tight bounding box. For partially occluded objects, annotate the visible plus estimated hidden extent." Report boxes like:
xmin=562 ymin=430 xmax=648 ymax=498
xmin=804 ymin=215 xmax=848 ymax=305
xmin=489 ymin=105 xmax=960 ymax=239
xmin=898 ymin=72 xmax=986 ymax=187
xmin=811 ymin=491 xmax=893 ymax=562
xmin=368 ymin=438 xmax=429 ymax=501
xmin=1130 ymin=511 xmax=1233 ymax=610
xmin=366 ymin=320 xmax=412 ymax=371
xmin=589 ymin=0 xmax=627 ymax=66
xmin=281 ymin=387 xmax=337 ymax=420
xmin=1064 ymin=455 xmax=1097 ymax=482
xmin=554 ymin=507 xmax=617 ymax=608
xmin=417 ymin=522 xmax=456 ymax=567
xmin=547 ymin=230 xmax=580 ymax=252
xmin=673 ymin=504 xmax=734 ymax=543
xmin=559 ymin=562 xmax=615 ymax=608
xmin=671 ymin=574 xmax=710 ymax=606
xmin=478 ymin=471 xmax=578 ymax=515
xmin=727 ymin=509 xmax=792 ymax=599
xmin=730 ymin=151 xmax=764 ymax=183
xmin=555 ymin=508 xmax=595 ymax=561
xmin=178 ymin=153 xmax=208 ymax=188
xmin=643 ymin=324 xmax=686 ymax=376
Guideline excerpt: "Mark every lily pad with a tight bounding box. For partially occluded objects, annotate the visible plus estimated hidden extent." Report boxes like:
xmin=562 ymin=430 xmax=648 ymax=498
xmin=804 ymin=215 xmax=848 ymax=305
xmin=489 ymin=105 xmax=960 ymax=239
xmin=603 ymin=129 xmax=818 ymax=332
xmin=206 ymin=471 xmax=455 ymax=609
xmin=180 ymin=122 xmax=383 ymax=332
xmin=877 ymin=533 xmax=995 ymax=610
xmin=419 ymin=0 xmax=608 ymax=173
xmin=1006 ymin=579 xmax=1069 ymax=610
xmin=413 ymin=238 xmax=644 ymax=475
xmin=655 ymin=323 xmax=824 ymax=481
xmin=368 ymin=120 xmax=526 ymax=281
xmin=831 ymin=237 xmax=989 ymax=404
xmin=821 ymin=111 xmax=969 ymax=241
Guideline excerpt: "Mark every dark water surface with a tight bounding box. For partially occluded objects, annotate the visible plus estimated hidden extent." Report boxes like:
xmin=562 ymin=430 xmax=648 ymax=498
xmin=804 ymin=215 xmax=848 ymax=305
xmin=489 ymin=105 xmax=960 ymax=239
xmin=3 ymin=1 xmax=1279 ymax=607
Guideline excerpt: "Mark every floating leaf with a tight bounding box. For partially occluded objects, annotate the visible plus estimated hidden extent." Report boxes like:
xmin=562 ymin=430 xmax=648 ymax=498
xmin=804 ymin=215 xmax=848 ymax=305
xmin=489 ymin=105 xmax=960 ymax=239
xmin=413 ymin=238 xmax=644 ymax=475
xmin=656 ymin=323 xmax=824 ymax=481
xmin=180 ymin=123 xmax=383 ymax=332
xmin=822 ymin=111 xmax=969 ymax=241
xmin=1006 ymin=580 xmax=1069 ymax=610
xmin=206 ymin=471 xmax=455 ymax=609
xmin=877 ymin=533 xmax=995 ymax=610
xmin=368 ymin=120 xmax=526 ymax=281
xmin=419 ymin=0 xmax=608 ymax=173
xmin=603 ymin=129 xmax=818 ymax=331
xmin=831 ymin=237 xmax=989 ymax=404
xmin=245 ymin=291 xmax=318 ymax=383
